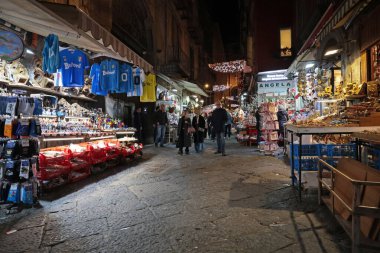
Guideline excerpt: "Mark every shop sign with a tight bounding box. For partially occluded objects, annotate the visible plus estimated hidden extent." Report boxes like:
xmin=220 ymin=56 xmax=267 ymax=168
xmin=257 ymin=81 xmax=294 ymax=94
xmin=257 ymin=73 xmax=288 ymax=82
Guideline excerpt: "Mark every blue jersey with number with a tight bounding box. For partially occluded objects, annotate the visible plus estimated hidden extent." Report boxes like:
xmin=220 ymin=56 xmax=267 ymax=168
xmin=119 ymin=63 xmax=133 ymax=94
xmin=59 ymin=48 xmax=89 ymax=87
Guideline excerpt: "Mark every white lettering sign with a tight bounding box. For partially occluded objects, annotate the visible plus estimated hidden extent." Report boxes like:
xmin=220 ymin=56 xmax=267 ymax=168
xmin=257 ymin=81 xmax=294 ymax=94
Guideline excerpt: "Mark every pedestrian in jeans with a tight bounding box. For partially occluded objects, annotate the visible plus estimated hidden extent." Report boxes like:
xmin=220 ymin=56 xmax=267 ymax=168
xmin=212 ymin=101 xmax=228 ymax=156
xmin=154 ymin=104 xmax=168 ymax=147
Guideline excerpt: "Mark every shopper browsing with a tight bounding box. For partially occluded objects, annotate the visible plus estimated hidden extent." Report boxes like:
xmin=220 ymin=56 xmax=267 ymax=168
xmin=177 ymin=110 xmax=192 ymax=155
xmin=154 ymin=104 xmax=168 ymax=147
xmin=192 ymin=109 xmax=206 ymax=153
xmin=212 ymin=101 xmax=228 ymax=156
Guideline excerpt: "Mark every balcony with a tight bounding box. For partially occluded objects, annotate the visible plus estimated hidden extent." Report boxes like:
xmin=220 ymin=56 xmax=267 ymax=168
xmin=157 ymin=47 xmax=190 ymax=77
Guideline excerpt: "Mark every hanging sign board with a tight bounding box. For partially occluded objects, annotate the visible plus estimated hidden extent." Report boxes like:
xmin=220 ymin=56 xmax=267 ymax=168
xmin=257 ymin=80 xmax=294 ymax=94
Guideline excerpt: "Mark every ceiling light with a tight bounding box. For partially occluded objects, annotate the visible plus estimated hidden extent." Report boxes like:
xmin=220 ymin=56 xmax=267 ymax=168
xmin=305 ymin=63 xmax=314 ymax=69
xmin=26 ymin=49 xmax=34 ymax=55
xmin=324 ymin=49 xmax=340 ymax=56
xmin=172 ymin=89 xmax=177 ymax=92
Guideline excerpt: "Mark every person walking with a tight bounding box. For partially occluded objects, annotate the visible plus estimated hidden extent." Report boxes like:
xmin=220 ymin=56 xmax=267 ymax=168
xmin=224 ymin=110 xmax=232 ymax=138
xmin=202 ymin=113 xmax=208 ymax=139
xmin=133 ymin=107 xmax=142 ymax=143
xmin=177 ymin=110 xmax=192 ymax=155
xmin=154 ymin=104 xmax=168 ymax=147
xmin=255 ymin=107 xmax=261 ymax=142
xmin=277 ymin=104 xmax=289 ymax=146
xmin=212 ymin=101 xmax=227 ymax=156
xmin=207 ymin=112 xmax=214 ymax=140
xmin=192 ymin=109 xmax=206 ymax=153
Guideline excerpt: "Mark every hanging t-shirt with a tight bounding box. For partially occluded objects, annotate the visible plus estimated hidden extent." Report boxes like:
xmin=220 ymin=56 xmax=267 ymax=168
xmin=58 ymin=48 xmax=89 ymax=87
xmin=129 ymin=67 xmax=144 ymax=96
xmin=119 ymin=63 xmax=133 ymax=94
xmin=99 ymin=59 xmax=119 ymax=93
xmin=140 ymin=73 xmax=157 ymax=102
xmin=42 ymin=34 xmax=60 ymax=74
xmin=107 ymin=59 xmax=120 ymax=92
xmin=90 ymin=63 xmax=107 ymax=96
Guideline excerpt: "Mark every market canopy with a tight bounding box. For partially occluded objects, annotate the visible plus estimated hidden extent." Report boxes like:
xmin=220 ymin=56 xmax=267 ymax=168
xmin=175 ymin=79 xmax=208 ymax=97
xmin=156 ymin=73 xmax=183 ymax=93
xmin=157 ymin=73 xmax=208 ymax=97
xmin=0 ymin=0 xmax=153 ymax=72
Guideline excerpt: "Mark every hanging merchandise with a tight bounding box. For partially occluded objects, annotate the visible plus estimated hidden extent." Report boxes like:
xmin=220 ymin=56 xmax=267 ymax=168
xmin=119 ymin=63 xmax=133 ymax=94
xmin=140 ymin=73 xmax=157 ymax=102
xmin=128 ymin=67 xmax=145 ymax=97
xmin=42 ymin=34 xmax=60 ymax=74
xmin=98 ymin=59 xmax=119 ymax=95
xmin=58 ymin=48 xmax=89 ymax=87
xmin=90 ymin=63 xmax=106 ymax=96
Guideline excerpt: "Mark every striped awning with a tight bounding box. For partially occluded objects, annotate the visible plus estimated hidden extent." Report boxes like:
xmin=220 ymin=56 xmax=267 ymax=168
xmin=0 ymin=0 xmax=153 ymax=72
xmin=314 ymin=0 xmax=373 ymax=46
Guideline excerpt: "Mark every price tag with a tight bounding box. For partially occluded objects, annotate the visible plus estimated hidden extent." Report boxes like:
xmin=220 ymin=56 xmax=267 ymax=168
xmin=21 ymin=139 xmax=29 ymax=147
xmin=21 ymin=119 xmax=29 ymax=126
xmin=6 ymin=102 xmax=16 ymax=116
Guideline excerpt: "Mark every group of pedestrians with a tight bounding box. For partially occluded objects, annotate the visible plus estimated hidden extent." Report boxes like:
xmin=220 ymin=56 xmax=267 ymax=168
xmin=153 ymin=101 xmax=229 ymax=156
xmin=176 ymin=100 xmax=228 ymax=156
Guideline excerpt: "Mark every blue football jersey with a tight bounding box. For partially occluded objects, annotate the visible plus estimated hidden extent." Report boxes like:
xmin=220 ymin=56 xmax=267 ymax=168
xmin=119 ymin=63 xmax=133 ymax=94
xmin=128 ymin=67 xmax=143 ymax=96
xmin=108 ymin=59 xmax=120 ymax=92
xmin=90 ymin=63 xmax=102 ymax=95
xmin=59 ymin=48 xmax=89 ymax=87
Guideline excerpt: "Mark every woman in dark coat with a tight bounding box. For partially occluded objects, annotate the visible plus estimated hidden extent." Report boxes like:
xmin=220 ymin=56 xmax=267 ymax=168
xmin=177 ymin=111 xmax=192 ymax=155
xmin=192 ymin=110 xmax=206 ymax=153
xmin=277 ymin=104 xmax=289 ymax=136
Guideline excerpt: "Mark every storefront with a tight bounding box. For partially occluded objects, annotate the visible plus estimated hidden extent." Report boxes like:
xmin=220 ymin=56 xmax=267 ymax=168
xmin=0 ymin=0 xmax=151 ymax=209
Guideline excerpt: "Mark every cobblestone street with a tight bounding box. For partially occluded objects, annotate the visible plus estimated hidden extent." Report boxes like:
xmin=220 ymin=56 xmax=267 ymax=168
xmin=0 ymin=140 xmax=351 ymax=253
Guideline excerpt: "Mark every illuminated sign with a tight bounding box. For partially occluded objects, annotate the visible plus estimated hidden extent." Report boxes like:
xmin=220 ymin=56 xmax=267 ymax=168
xmin=257 ymin=81 xmax=294 ymax=94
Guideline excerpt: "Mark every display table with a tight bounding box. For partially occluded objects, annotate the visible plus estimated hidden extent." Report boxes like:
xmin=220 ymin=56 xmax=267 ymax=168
xmin=286 ymin=125 xmax=380 ymax=200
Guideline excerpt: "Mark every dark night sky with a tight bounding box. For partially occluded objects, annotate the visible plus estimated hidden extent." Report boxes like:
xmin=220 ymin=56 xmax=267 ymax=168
xmin=205 ymin=0 xmax=240 ymax=45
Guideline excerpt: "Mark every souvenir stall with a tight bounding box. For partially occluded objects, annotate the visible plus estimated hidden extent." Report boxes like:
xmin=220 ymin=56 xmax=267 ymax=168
xmin=285 ymin=64 xmax=380 ymax=200
xmin=0 ymin=16 xmax=148 ymax=210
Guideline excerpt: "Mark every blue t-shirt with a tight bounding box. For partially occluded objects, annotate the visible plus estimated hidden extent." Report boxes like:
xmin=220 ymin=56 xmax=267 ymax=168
xmin=100 ymin=59 xmax=119 ymax=93
xmin=128 ymin=67 xmax=143 ymax=96
xmin=119 ymin=63 xmax=133 ymax=94
xmin=42 ymin=34 xmax=60 ymax=74
xmin=90 ymin=63 xmax=107 ymax=96
xmin=59 ymin=48 xmax=89 ymax=87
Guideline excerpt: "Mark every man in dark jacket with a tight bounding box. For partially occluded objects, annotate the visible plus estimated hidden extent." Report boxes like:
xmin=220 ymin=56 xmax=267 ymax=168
xmin=212 ymin=101 xmax=228 ymax=156
xmin=154 ymin=104 xmax=168 ymax=147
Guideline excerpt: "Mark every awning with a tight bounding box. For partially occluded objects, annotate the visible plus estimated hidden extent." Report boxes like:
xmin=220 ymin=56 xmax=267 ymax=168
xmin=156 ymin=73 xmax=208 ymax=97
xmin=285 ymin=48 xmax=315 ymax=76
xmin=314 ymin=0 xmax=373 ymax=49
xmin=175 ymin=79 xmax=209 ymax=97
xmin=156 ymin=73 xmax=183 ymax=93
xmin=298 ymin=3 xmax=335 ymax=55
xmin=0 ymin=0 xmax=153 ymax=72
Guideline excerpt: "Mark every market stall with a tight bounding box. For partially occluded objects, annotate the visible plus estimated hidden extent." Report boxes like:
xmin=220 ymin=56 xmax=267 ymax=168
xmin=0 ymin=9 xmax=149 ymax=212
